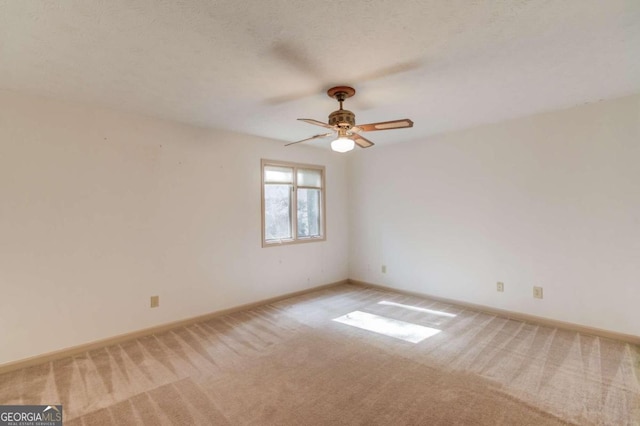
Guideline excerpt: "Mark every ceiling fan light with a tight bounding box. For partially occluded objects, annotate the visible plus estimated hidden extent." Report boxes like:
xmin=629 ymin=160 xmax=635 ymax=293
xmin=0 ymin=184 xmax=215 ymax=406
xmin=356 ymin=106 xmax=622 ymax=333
xmin=330 ymin=137 xmax=355 ymax=153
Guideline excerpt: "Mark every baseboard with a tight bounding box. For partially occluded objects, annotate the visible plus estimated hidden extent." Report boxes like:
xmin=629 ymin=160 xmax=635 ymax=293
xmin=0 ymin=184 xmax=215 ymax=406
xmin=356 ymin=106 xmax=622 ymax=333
xmin=348 ymin=279 xmax=640 ymax=345
xmin=0 ymin=280 xmax=348 ymax=375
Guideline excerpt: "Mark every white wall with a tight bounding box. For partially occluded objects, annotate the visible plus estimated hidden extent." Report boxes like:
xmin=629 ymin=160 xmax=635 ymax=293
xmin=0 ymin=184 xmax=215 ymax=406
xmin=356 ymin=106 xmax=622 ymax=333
xmin=0 ymin=90 xmax=349 ymax=365
xmin=3 ymin=90 xmax=638 ymax=365
xmin=349 ymin=94 xmax=640 ymax=337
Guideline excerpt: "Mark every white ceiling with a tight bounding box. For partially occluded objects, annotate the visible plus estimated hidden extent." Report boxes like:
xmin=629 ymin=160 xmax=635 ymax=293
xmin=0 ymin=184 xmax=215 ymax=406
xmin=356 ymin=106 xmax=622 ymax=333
xmin=1 ymin=0 xmax=639 ymax=148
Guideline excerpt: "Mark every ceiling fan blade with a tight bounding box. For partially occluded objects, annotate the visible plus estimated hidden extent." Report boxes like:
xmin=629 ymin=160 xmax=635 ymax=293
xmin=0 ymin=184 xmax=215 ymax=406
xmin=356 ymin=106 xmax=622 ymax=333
xmin=298 ymin=118 xmax=336 ymax=130
xmin=355 ymin=119 xmax=414 ymax=132
xmin=285 ymin=132 xmax=333 ymax=146
xmin=356 ymin=60 xmax=424 ymax=83
xmin=271 ymin=42 xmax=325 ymax=81
xmin=352 ymin=134 xmax=375 ymax=148
xmin=264 ymin=89 xmax=322 ymax=105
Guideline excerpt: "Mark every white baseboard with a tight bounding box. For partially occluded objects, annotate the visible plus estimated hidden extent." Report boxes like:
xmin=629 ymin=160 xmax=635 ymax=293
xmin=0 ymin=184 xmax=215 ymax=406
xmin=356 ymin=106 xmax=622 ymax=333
xmin=348 ymin=279 xmax=640 ymax=345
xmin=0 ymin=280 xmax=348 ymax=375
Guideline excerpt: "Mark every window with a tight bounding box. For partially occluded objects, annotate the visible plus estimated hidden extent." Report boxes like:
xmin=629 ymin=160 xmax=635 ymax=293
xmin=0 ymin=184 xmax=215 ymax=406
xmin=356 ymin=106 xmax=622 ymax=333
xmin=261 ymin=159 xmax=325 ymax=246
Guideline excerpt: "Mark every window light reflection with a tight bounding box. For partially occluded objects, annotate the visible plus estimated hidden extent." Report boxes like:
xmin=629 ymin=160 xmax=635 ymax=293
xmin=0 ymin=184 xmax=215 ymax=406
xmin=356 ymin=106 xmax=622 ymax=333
xmin=333 ymin=311 xmax=441 ymax=343
xmin=378 ymin=301 xmax=457 ymax=317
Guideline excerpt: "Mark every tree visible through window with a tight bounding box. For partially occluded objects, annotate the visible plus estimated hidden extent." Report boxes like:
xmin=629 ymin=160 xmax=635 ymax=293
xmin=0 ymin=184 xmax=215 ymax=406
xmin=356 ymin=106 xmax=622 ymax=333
xmin=262 ymin=160 xmax=325 ymax=246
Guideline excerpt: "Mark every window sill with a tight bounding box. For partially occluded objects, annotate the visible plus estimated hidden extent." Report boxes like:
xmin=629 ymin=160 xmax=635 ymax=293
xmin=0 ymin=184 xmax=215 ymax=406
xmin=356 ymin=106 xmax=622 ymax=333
xmin=262 ymin=236 xmax=326 ymax=248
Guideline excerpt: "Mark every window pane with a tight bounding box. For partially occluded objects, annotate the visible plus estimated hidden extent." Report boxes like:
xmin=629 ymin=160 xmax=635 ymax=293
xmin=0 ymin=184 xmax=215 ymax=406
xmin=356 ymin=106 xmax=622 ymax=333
xmin=265 ymin=184 xmax=292 ymax=240
xmin=265 ymin=166 xmax=293 ymax=183
xmin=297 ymin=168 xmax=322 ymax=188
xmin=297 ymin=188 xmax=321 ymax=238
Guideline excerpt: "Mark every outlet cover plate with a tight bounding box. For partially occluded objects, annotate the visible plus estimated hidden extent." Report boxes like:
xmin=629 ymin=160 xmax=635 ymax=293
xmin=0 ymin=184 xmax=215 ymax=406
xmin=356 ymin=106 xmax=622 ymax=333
xmin=497 ymin=282 xmax=504 ymax=292
xmin=533 ymin=286 xmax=543 ymax=299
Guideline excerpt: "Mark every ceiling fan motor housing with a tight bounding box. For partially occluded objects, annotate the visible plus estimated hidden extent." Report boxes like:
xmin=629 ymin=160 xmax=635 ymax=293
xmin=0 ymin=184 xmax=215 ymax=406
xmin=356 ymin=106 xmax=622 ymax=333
xmin=329 ymin=109 xmax=356 ymax=129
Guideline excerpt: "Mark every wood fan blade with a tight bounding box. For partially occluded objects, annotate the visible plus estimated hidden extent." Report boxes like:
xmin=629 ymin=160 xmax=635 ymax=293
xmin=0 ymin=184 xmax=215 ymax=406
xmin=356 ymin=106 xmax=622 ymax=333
xmin=355 ymin=119 xmax=414 ymax=132
xmin=352 ymin=134 xmax=375 ymax=148
xmin=298 ymin=118 xmax=336 ymax=130
xmin=285 ymin=132 xmax=333 ymax=146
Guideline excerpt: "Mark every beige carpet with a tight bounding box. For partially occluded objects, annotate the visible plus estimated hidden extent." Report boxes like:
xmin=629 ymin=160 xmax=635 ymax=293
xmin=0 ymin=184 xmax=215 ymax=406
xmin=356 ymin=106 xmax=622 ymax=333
xmin=1 ymin=284 xmax=638 ymax=425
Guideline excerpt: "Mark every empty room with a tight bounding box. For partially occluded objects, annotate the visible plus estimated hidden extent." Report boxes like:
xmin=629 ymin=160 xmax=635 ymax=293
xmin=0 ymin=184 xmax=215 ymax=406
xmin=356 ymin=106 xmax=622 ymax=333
xmin=1 ymin=1 xmax=639 ymax=425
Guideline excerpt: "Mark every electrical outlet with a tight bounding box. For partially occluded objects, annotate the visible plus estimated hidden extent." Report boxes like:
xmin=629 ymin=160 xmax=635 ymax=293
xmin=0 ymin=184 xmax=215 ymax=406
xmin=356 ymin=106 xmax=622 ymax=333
xmin=150 ymin=295 xmax=159 ymax=308
xmin=381 ymin=265 xmax=387 ymax=274
xmin=497 ymin=281 xmax=504 ymax=292
xmin=533 ymin=286 xmax=543 ymax=299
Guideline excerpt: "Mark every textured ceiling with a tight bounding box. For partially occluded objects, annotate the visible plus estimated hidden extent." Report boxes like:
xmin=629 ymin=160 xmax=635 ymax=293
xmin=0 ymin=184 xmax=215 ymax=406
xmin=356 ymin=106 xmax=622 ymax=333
xmin=1 ymin=0 xmax=639 ymax=148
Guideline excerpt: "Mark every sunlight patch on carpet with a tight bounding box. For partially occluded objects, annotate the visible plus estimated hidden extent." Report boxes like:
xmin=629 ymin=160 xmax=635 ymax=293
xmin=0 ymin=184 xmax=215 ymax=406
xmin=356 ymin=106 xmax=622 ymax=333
xmin=333 ymin=311 xmax=441 ymax=343
xmin=378 ymin=300 xmax=457 ymax=317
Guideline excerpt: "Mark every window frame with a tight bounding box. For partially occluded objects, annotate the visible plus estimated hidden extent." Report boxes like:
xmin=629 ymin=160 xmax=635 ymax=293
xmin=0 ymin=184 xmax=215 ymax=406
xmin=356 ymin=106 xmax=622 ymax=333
xmin=261 ymin=159 xmax=326 ymax=247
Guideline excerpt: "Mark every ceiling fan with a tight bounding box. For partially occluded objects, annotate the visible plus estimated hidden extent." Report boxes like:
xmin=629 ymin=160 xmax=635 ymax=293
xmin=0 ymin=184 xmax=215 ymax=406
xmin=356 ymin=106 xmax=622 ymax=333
xmin=286 ymin=86 xmax=413 ymax=152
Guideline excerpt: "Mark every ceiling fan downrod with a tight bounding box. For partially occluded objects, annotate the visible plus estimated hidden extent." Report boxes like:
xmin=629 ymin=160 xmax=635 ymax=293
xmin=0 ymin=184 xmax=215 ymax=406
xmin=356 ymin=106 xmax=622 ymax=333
xmin=327 ymin=86 xmax=356 ymax=129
